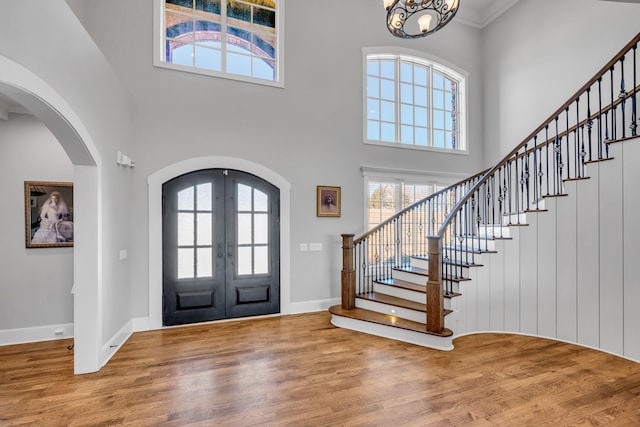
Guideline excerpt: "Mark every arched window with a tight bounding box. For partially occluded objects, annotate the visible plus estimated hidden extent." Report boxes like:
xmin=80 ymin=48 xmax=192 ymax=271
xmin=364 ymin=48 xmax=467 ymax=152
xmin=155 ymin=0 xmax=283 ymax=86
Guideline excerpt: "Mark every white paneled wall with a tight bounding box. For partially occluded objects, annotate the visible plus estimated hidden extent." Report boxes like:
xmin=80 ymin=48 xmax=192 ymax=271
xmin=623 ymin=141 xmax=640 ymax=361
xmin=454 ymin=136 xmax=640 ymax=362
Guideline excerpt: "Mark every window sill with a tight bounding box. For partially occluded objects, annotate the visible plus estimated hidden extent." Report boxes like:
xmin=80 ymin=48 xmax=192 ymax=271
xmin=363 ymin=139 xmax=469 ymax=156
xmin=153 ymin=60 xmax=284 ymax=89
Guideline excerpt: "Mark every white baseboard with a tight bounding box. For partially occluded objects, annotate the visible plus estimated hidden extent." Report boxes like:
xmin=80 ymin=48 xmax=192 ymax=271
xmin=132 ymin=317 xmax=150 ymax=332
xmin=100 ymin=319 xmax=134 ymax=367
xmin=287 ymin=298 xmax=340 ymax=314
xmin=129 ymin=299 xmax=339 ymax=335
xmin=0 ymin=323 xmax=74 ymax=346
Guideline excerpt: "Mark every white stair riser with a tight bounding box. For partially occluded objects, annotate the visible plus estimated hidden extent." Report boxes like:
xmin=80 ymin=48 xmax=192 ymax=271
xmin=356 ymin=298 xmax=454 ymax=327
xmin=409 ymin=258 xmax=472 ymax=277
xmin=393 ymin=269 xmax=428 ymax=285
xmin=476 ymin=225 xmax=511 ymax=238
xmin=374 ymin=282 xmax=425 ymax=304
xmin=356 ymin=298 xmax=426 ymax=323
xmin=450 ymin=238 xmax=496 ymax=251
xmin=503 ymin=213 xmax=527 ymax=224
xmin=409 ymin=257 xmax=429 ymax=270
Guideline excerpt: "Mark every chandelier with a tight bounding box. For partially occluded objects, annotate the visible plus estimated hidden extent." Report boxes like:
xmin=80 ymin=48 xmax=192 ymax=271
xmin=385 ymin=0 xmax=460 ymax=39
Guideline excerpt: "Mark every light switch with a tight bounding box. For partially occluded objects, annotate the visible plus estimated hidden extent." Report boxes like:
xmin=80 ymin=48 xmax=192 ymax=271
xmin=299 ymin=243 xmax=308 ymax=252
xmin=119 ymin=249 xmax=128 ymax=260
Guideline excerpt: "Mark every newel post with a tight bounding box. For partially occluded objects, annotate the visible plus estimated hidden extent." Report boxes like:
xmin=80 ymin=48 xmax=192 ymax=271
xmin=427 ymin=236 xmax=445 ymax=333
xmin=341 ymin=234 xmax=356 ymax=310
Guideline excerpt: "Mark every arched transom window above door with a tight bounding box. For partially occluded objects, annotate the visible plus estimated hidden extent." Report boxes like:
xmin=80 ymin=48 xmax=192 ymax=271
xmin=154 ymin=0 xmax=283 ymax=87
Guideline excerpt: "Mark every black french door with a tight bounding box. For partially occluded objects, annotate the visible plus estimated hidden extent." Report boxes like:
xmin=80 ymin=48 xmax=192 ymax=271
xmin=162 ymin=169 xmax=280 ymax=326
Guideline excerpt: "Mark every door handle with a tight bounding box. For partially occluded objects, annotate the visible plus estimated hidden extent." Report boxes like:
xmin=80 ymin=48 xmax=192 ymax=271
xmin=217 ymin=243 xmax=224 ymax=258
xmin=227 ymin=242 xmax=233 ymax=257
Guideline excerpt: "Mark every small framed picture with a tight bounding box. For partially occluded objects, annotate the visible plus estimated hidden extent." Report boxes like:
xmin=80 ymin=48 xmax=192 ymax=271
xmin=317 ymin=186 xmax=341 ymax=217
xmin=24 ymin=181 xmax=74 ymax=248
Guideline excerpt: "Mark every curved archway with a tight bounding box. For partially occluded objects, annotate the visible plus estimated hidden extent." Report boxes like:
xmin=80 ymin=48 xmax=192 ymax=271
xmin=147 ymin=156 xmax=291 ymax=329
xmin=0 ymin=55 xmax=102 ymax=374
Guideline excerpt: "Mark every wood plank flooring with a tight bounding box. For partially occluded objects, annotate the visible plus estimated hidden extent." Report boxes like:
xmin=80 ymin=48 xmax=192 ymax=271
xmin=1 ymin=311 xmax=640 ymax=426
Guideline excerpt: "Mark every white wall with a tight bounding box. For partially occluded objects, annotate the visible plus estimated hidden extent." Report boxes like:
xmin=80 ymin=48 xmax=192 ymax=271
xmin=0 ymin=114 xmax=74 ymax=330
xmin=0 ymin=0 xmax=135 ymax=369
xmin=482 ymin=0 xmax=640 ymax=164
xmin=67 ymin=0 xmax=487 ymax=320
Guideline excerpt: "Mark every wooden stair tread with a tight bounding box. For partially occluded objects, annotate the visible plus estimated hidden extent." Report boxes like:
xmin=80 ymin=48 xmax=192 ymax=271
xmin=328 ymin=305 xmax=453 ymax=337
xmin=359 ymin=292 xmax=425 ymax=312
xmin=375 ymin=277 xmax=426 ymax=293
xmin=374 ymin=278 xmax=463 ymax=299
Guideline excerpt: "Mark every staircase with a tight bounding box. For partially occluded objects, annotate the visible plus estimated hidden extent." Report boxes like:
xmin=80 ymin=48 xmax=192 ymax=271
xmin=330 ymin=33 xmax=640 ymax=362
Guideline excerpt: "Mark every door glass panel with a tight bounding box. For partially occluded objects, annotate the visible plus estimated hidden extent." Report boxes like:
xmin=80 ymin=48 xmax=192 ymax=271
xmin=197 ymin=213 xmax=212 ymax=245
xmin=237 ymin=246 xmax=252 ymax=275
xmin=238 ymin=183 xmax=252 ymax=211
xmin=197 ymin=183 xmax=212 ymax=211
xmin=197 ymin=248 xmax=213 ymax=278
xmin=178 ymin=212 xmax=194 ymax=246
xmin=178 ymin=187 xmax=194 ymax=210
xmin=254 ymin=189 xmax=268 ymax=211
xmin=237 ymin=213 xmax=252 ymax=244
xmin=254 ymin=246 xmax=268 ymax=274
xmin=177 ymin=248 xmax=194 ymax=279
xmin=254 ymin=213 xmax=268 ymax=244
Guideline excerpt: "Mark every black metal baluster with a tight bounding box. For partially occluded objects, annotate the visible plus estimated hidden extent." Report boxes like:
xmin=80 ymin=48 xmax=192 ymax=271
xmin=524 ymin=146 xmax=530 ymax=211
xmin=632 ymin=44 xmax=638 ymax=137
xmin=620 ymin=55 xmax=626 ymax=139
xmin=498 ymin=166 xmax=504 ymax=237
xmin=610 ymin=66 xmax=616 ymax=141
xmin=587 ymin=87 xmax=593 ymax=162
xmin=555 ymin=117 xmax=562 ymax=194
xmin=565 ymin=107 xmax=571 ymax=180
xmin=598 ymin=77 xmax=603 ymax=159
xmin=515 ymin=155 xmax=520 ymax=218
xmin=545 ymin=126 xmax=550 ymax=196
xmin=533 ymin=137 xmax=539 ymax=209
xmin=580 ymin=124 xmax=586 ymax=177
xmin=574 ymin=99 xmax=579 ymax=178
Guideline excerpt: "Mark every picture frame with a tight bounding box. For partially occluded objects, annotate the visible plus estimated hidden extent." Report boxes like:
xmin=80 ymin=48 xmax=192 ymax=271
xmin=24 ymin=181 xmax=74 ymax=248
xmin=317 ymin=185 xmax=341 ymax=217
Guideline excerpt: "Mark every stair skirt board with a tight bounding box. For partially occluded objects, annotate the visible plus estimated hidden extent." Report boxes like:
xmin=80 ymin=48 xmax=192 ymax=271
xmin=330 ymin=314 xmax=454 ymax=351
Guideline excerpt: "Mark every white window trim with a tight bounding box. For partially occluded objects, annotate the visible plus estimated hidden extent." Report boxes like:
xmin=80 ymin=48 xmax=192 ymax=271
xmin=153 ymin=0 xmax=285 ymax=88
xmin=362 ymin=46 xmax=469 ymax=154
xmin=361 ymin=166 xmax=467 ymax=229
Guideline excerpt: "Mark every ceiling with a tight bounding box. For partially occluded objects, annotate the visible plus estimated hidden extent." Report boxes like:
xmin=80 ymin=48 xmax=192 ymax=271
xmin=456 ymin=0 xmax=520 ymax=28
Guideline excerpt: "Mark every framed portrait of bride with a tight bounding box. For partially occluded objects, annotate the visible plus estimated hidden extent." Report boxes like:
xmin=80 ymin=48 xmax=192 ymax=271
xmin=24 ymin=181 xmax=74 ymax=248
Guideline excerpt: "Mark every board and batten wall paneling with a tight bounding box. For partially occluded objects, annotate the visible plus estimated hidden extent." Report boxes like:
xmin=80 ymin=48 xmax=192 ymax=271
xmin=519 ymin=213 xmax=538 ymax=335
xmin=623 ymin=140 xmax=640 ymax=361
xmin=555 ymin=185 xmax=578 ymax=343
xmin=503 ymin=227 xmax=521 ymax=332
xmin=575 ymin=169 xmax=600 ymax=349
xmin=537 ymin=199 xmax=557 ymax=339
xmin=598 ymin=146 xmax=624 ymax=356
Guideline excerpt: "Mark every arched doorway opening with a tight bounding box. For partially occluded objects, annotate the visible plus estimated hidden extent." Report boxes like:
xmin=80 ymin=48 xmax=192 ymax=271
xmin=0 ymin=55 xmax=102 ymax=374
xmin=148 ymin=156 xmax=291 ymax=329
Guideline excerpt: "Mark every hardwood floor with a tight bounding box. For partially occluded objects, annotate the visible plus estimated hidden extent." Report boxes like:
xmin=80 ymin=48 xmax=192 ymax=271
xmin=1 ymin=312 xmax=640 ymax=426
